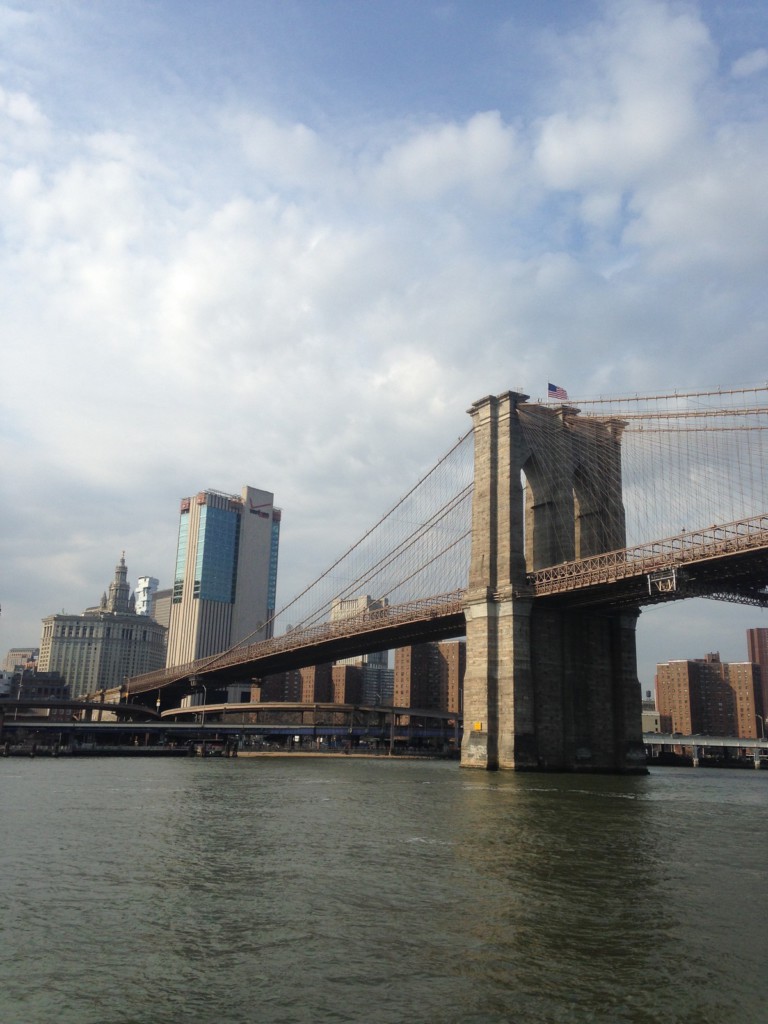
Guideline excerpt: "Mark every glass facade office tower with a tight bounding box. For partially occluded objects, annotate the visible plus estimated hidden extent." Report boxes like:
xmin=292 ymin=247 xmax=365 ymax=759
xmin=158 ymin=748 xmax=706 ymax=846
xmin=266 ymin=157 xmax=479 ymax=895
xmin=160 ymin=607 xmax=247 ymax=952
xmin=166 ymin=486 xmax=280 ymax=667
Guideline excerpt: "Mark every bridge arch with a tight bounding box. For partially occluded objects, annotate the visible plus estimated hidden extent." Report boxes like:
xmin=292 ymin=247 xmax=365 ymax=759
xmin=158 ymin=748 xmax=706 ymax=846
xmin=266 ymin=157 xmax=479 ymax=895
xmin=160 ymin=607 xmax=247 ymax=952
xmin=461 ymin=390 xmax=646 ymax=774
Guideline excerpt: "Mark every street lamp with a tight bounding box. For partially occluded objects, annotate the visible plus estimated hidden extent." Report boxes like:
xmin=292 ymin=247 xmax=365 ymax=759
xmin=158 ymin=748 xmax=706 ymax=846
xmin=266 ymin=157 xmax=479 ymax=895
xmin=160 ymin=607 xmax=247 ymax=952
xmin=191 ymin=677 xmax=207 ymax=727
xmin=757 ymin=714 xmax=765 ymax=740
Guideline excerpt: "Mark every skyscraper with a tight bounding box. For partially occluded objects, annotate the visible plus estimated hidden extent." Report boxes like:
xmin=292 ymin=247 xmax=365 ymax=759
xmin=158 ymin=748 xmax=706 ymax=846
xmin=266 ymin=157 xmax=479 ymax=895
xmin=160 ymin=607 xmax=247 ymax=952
xmin=166 ymin=486 xmax=280 ymax=666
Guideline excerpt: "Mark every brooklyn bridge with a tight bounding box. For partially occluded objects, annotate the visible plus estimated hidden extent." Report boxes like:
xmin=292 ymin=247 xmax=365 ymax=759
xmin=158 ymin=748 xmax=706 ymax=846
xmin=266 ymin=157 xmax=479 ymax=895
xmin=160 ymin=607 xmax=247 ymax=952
xmin=120 ymin=384 xmax=768 ymax=772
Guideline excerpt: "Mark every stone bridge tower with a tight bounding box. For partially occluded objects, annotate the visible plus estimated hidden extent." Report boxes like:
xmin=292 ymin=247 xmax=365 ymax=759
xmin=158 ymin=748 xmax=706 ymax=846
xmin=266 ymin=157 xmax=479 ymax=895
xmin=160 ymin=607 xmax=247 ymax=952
xmin=461 ymin=390 xmax=646 ymax=773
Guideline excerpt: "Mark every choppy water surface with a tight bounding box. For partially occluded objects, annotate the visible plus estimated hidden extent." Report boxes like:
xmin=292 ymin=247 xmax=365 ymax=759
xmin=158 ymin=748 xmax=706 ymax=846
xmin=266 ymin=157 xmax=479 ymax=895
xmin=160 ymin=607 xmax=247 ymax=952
xmin=1 ymin=758 xmax=766 ymax=1024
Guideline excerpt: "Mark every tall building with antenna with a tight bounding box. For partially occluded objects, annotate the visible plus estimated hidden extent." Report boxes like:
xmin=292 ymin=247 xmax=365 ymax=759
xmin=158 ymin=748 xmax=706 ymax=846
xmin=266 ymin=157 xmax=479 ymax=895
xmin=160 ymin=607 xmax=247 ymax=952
xmin=166 ymin=486 xmax=280 ymax=667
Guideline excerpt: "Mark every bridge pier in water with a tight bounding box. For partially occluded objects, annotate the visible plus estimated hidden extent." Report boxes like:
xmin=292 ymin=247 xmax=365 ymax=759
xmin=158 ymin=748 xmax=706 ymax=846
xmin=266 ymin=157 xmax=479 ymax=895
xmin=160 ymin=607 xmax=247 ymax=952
xmin=461 ymin=390 xmax=646 ymax=773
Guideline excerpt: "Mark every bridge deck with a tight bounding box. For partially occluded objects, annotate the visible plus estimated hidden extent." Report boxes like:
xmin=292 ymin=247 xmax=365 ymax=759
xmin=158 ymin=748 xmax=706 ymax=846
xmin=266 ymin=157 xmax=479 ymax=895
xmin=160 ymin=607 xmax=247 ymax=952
xmin=123 ymin=517 xmax=768 ymax=698
xmin=127 ymin=592 xmax=466 ymax=696
xmin=528 ymin=514 xmax=768 ymax=606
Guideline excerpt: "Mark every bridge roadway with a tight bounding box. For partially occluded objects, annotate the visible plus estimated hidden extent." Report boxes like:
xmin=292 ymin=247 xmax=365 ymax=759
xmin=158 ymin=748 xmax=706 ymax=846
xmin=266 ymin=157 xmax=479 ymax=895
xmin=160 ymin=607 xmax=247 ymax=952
xmin=3 ymin=715 xmax=767 ymax=765
xmin=528 ymin=514 xmax=768 ymax=607
xmin=0 ymin=698 xmax=160 ymax=721
xmin=125 ymin=592 xmax=467 ymax=702
xmin=0 ymin=701 xmax=462 ymax=750
xmin=643 ymin=733 xmax=768 ymax=751
xmin=124 ymin=516 xmax=768 ymax=702
xmin=158 ymin=699 xmax=460 ymax=724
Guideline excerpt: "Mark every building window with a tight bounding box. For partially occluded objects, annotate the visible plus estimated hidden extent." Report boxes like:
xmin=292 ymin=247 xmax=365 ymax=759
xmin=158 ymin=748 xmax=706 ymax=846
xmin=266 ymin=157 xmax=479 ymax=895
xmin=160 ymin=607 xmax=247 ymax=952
xmin=195 ymin=504 xmax=240 ymax=603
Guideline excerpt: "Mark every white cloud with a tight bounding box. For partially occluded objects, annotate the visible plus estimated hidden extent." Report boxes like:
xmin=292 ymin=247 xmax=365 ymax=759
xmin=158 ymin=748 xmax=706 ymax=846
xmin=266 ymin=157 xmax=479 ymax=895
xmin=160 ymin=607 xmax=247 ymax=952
xmin=731 ymin=47 xmax=768 ymax=79
xmin=624 ymin=124 xmax=768 ymax=273
xmin=0 ymin=0 xmax=766 ymax=679
xmin=373 ymin=111 xmax=520 ymax=203
xmin=535 ymin=2 xmax=713 ymax=190
xmin=0 ymin=84 xmax=47 ymax=126
xmin=225 ymin=112 xmax=340 ymax=193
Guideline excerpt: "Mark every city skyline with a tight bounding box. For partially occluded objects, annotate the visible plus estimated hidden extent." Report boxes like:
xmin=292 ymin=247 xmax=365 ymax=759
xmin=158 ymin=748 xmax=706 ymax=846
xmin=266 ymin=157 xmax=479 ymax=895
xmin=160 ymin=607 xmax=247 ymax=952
xmin=1 ymin=1 xmax=767 ymax=687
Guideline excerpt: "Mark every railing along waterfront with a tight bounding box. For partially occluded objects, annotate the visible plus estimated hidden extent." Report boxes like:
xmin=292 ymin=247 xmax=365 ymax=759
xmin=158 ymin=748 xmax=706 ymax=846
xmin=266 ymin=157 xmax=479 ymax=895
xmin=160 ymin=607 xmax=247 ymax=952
xmin=528 ymin=514 xmax=768 ymax=596
xmin=128 ymin=591 xmax=466 ymax=694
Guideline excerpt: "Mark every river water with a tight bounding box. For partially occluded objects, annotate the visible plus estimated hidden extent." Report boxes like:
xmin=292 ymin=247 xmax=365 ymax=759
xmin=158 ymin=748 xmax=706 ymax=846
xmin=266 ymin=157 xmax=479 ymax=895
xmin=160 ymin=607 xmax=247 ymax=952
xmin=1 ymin=757 xmax=766 ymax=1024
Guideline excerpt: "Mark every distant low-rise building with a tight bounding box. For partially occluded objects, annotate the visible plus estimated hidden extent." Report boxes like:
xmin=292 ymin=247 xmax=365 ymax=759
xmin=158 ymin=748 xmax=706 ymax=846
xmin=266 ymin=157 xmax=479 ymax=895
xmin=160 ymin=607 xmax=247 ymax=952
xmin=641 ymin=688 xmax=668 ymax=733
xmin=641 ymin=709 xmax=663 ymax=733
xmin=2 ymin=669 xmax=70 ymax=721
xmin=3 ymin=648 xmax=39 ymax=673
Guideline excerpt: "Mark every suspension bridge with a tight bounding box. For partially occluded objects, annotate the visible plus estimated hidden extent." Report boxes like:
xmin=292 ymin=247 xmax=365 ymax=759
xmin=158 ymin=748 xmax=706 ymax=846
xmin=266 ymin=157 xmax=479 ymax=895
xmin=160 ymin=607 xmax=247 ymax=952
xmin=124 ymin=384 xmax=768 ymax=772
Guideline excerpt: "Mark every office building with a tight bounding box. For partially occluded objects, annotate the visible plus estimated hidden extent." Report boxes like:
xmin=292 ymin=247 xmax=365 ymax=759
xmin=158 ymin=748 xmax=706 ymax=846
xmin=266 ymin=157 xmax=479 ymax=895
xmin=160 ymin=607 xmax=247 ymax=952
xmin=134 ymin=577 xmax=159 ymax=616
xmin=656 ymin=652 xmax=763 ymax=738
xmin=437 ymin=640 xmax=465 ymax=714
xmin=0 ymin=671 xmax=13 ymax=697
xmin=360 ymin=662 xmax=394 ymax=704
xmin=332 ymin=664 xmax=364 ymax=704
xmin=166 ymin=486 xmax=280 ymax=666
xmin=746 ymin=627 xmax=768 ymax=720
xmin=330 ymin=595 xmax=391 ymax=702
xmin=394 ymin=640 xmax=465 ymax=715
xmin=3 ymin=648 xmax=39 ymax=673
xmin=38 ymin=556 xmax=167 ymax=697
xmin=298 ymin=664 xmax=333 ymax=703
xmin=151 ymin=588 xmax=172 ymax=630
xmin=257 ymin=669 xmax=302 ymax=703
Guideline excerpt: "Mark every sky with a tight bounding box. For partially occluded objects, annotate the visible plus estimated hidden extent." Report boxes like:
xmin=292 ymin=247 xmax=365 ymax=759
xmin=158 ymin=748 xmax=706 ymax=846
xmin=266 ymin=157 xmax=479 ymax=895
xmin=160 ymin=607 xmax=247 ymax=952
xmin=1 ymin=0 xmax=767 ymax=689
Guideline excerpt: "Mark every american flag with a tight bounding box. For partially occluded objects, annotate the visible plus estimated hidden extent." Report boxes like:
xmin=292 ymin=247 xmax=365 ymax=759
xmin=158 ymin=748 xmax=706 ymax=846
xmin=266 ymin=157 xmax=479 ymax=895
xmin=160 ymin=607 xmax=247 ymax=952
xmin=548 ymin=382 xmax=569 ymax=400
